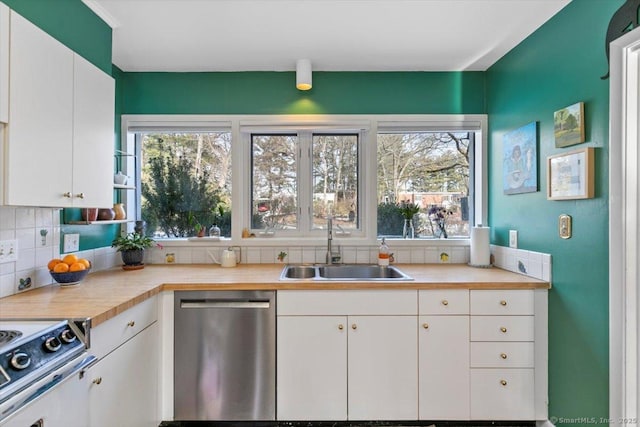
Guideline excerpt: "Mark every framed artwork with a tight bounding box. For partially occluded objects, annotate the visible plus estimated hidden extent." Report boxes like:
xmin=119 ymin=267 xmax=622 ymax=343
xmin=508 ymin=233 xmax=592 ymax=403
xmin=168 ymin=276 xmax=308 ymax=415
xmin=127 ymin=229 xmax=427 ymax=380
xmin=547 ymin=147 xmax=594 ymax=200
xmin=503 ymin=121 xmax=538 ymax=195
xmin=554 ymin=101 xmax=585 ymax=147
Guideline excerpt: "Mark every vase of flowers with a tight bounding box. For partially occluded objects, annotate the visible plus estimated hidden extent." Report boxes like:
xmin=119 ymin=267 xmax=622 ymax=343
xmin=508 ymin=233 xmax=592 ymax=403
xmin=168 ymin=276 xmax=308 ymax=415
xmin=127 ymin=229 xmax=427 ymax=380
xmin=428 ymin=205 xmax=454 ymax=238
xmin=398 ymin=201 xmax=420 ymax=239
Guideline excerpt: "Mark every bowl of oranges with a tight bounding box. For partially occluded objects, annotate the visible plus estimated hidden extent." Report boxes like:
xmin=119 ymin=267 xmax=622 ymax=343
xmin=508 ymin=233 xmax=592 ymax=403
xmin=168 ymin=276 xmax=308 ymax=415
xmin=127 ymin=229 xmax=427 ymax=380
xmin=48 ymin=255 xmax=91 ymax=286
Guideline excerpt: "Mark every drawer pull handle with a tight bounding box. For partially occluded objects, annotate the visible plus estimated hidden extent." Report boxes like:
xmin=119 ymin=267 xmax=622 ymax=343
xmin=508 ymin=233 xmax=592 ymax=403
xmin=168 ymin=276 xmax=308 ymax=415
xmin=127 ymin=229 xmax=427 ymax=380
xmin=127 ymin=321 xmax=135 ymax=327
xmin=422 ymin=323 xmax=429 ymax=329
xmin=351 ymin=324 xmax=357 ymax=330
xmin=75 ymin=192 xmax=85 ymax=199
xmin=338 ymin=324 xmax=344 ymax=330
xmin=441 ymin=300 xmax=449 ymax=306
xmin=500 ymin=300 xmax=507 ymax=306
xmin=500 ymin=353 xmax=508 ymax=359
xmin=500 ymin=327 xmax=507 ymax=333
xmin=63 ymin=192 xmax=72 ymax=198
xmin=500 ymin=379 xmax=507 ymax=386
xmin=93 ymin=377 xmax=102 ymax=385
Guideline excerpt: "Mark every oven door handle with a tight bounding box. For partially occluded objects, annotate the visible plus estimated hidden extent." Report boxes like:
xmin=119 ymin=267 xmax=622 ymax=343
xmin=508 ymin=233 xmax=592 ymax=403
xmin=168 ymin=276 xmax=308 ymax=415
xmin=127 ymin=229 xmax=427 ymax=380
xmin=0 ymin=354 xmax=97 ymax=422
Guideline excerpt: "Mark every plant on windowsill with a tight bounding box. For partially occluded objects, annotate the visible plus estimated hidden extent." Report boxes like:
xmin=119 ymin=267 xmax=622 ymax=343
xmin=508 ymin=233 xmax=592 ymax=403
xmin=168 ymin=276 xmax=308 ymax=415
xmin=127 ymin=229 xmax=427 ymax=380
xmin=112 ymin=232 xmax=155 ymax=270
xmin=397 ymin=201 xmax=421 ymax=239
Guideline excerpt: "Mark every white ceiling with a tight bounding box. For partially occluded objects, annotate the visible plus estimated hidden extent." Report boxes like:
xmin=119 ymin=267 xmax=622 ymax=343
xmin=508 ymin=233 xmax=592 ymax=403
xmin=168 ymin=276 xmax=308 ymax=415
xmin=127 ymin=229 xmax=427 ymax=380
xmin=83 ymin=0 xmax=572 ymax=72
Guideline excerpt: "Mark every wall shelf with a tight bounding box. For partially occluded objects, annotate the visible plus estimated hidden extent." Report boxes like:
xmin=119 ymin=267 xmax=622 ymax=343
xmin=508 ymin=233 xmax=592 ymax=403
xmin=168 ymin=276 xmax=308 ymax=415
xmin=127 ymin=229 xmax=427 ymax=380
xmin=114 ymin=184 xmax=136 ymax=190
xmin=67 ymin=219 xmax=132 ymax=225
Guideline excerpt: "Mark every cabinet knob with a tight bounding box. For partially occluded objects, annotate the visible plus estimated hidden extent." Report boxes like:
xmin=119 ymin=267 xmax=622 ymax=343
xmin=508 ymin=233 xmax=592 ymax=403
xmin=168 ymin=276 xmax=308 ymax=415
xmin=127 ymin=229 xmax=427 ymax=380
xmin=351 ymin=324 xmax=357 ymax=330
xmin=441 ymin=300 xmax=449 ymax=306
xmin=338 ymin=324 xmax=344 ymax=330
xmin=75 ymin=192 xmax=85 ymax=199
xmin=500 ymin=300 xmax=507 ymax=306
xmin=500 ymin=327 xmax=507 ymax=333
xmin=63 ymin=192 xmax=72 ymax=198
xmin=500 ymin=353 xmax=508 ymax=359
xmin=93 ymin=377 xmax=102 ymax=385
xmin=422 ymin=323 xmax=429 ymax=329
xmin=127 ymin=321 xmax=135 ymax=327
xmin=500 ymin=379 xmax=507 ymax=386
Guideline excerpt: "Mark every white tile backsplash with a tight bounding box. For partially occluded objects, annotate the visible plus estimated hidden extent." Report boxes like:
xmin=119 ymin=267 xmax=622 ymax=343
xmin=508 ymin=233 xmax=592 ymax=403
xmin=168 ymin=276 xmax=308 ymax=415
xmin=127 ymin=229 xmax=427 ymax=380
xmin=0 ymin=206 xmax=121 ymax=298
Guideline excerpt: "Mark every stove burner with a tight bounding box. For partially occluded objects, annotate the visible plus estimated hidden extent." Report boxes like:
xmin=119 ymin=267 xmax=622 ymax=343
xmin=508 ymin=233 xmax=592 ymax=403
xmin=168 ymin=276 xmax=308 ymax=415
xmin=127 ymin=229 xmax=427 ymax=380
xmin=0 ymin=330 xmax=22 ymax=346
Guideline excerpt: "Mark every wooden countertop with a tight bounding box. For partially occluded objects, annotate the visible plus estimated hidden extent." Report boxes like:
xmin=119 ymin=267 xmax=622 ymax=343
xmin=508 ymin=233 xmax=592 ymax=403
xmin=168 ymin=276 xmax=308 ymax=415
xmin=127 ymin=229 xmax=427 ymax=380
xmin=0 ymin=264 xmax=549 ymax=326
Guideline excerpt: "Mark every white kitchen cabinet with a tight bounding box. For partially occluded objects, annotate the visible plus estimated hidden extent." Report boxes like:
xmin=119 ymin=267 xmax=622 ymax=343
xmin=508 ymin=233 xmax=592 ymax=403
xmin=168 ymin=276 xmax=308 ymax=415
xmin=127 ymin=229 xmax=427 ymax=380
xmin=418 ymin=315 xmax=469 ymax=420
xmin=0 ymin=3 xmax=8 ymax=123
xmin=4 ymin=10 xmax=114 ymax=207
xmin=87 ymin=322 xmax=159 ymax=427
xmin=276 ymin=290 xmax=418 ymax=420
xmin=86 ymin=296 xmax=159 ymax=427
xmin=276 ymin=316 xmax=347 ymax=420
xmin=418 ymin=289 xmax=469 ymax=420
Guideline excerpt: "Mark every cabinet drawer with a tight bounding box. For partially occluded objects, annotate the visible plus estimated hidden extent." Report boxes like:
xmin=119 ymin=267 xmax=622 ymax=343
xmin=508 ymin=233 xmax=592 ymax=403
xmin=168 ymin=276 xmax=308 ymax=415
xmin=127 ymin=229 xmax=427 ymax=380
xmin=470 ymin=342 xmax=534 ymax=368
xmin=419 ymin=289 xmax=469 ymax=315
xmin=90 ymin=296 xmax=158 ymax=359
xmin=470 ymin=316 xmax=534 ymax=341
xmin=470 ymin=369 xmax=535 ymax=420
xmin=277 ymin=290 xmax=417 ymax=315
xmin=470 ymin=290 xmax=534 ymax=315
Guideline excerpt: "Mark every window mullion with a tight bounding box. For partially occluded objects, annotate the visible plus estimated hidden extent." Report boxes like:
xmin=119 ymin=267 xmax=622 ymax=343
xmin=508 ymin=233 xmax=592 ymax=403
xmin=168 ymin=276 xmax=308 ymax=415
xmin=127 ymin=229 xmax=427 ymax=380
xmin=298 ymin=132 xmax=313 ymax=234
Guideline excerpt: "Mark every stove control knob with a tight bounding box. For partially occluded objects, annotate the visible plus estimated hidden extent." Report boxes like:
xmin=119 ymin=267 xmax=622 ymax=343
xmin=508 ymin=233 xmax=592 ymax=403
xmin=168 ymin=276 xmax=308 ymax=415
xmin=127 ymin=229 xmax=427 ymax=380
xmin=60 ymin=329 xmax=77 ymax=344
xmin=11 ymin=352 xmax=31 ymax=370
xmin=45 ymin=336 xmax=62 ymax=352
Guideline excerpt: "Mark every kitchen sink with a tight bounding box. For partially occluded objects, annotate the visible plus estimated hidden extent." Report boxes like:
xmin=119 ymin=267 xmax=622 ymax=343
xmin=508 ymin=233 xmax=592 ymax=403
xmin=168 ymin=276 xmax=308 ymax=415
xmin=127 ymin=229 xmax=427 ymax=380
xmin=279 ymin=264 xmax=413 ymax=281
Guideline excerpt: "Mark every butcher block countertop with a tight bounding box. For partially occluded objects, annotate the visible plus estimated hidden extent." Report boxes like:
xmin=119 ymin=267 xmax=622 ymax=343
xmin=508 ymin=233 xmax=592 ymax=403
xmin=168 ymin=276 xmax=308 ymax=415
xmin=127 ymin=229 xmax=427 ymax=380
xmin=0 ymin=264 xmax=549 ymax=326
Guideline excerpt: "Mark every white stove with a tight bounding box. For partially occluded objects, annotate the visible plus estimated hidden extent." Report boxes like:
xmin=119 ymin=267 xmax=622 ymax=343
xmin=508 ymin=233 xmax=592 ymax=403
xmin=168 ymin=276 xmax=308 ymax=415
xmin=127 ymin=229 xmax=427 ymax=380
xmin=0 ymin=320 xmax=96 ymax=424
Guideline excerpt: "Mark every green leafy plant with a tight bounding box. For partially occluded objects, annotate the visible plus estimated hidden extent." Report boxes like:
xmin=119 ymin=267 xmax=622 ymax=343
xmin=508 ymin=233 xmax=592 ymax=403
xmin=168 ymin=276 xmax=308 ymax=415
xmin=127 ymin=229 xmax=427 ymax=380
xmin=111 ymin=232 xmax=155 ymax=252
xmin=397 ymin=201 xmax=421 ymax=219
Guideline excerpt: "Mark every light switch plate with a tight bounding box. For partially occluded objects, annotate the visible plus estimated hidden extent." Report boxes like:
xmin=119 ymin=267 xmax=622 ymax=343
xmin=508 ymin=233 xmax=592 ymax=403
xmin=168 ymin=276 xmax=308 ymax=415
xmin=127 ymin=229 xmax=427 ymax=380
xmin=509 ymin=230 xmax=518 ymax=248
xmin=0 ymin=239 xmax=18 ymax=263
xmin=63 ymin=233 xmax=80 ymax=253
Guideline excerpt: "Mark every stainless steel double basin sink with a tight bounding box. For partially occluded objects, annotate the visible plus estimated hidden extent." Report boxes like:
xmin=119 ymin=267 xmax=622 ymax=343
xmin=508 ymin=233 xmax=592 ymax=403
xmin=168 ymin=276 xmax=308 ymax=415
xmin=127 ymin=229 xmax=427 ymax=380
xmin=280 ymin=264 xmax=413 ymax=281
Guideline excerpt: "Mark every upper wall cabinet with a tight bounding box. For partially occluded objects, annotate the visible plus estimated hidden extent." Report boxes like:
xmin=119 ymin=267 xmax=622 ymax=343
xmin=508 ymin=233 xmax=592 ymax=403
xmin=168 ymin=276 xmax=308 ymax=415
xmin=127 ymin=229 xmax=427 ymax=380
xmin=3 ymin=10 xmax=114 ymax=208
xmin=0 ymin=3 xmax=8 ymax=123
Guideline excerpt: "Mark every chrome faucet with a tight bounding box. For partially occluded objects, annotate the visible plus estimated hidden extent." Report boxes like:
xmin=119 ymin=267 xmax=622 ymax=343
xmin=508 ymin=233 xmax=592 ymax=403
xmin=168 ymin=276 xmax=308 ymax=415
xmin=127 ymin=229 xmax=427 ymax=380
xmin=326 ymin=215 xmax=341 ymax=264
xmin=326 ymin=215 xmax=334 ymax=265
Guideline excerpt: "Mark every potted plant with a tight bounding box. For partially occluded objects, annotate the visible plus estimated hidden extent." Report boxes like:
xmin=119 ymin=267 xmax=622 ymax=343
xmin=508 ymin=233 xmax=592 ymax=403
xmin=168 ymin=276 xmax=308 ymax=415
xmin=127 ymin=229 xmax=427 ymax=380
xmin=112 ymin=232 xmax=155 ymax=269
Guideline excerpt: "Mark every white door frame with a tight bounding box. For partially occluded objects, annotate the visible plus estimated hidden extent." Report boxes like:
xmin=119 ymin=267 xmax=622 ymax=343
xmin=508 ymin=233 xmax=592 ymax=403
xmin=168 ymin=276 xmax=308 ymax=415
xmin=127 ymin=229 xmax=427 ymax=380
xmin=610 ymin=26 xmax=640 ymax=427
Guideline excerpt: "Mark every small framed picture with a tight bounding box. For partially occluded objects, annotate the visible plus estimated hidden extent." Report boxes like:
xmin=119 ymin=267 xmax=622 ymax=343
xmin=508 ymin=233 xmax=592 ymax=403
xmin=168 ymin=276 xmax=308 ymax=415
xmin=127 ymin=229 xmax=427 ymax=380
xmin=554 ymin=102 xmax=585 ymax=148
xmin=503 ymin=121 xmax=538 ymax=195
xmin=547 ymin=147 xmax=594 ymax=200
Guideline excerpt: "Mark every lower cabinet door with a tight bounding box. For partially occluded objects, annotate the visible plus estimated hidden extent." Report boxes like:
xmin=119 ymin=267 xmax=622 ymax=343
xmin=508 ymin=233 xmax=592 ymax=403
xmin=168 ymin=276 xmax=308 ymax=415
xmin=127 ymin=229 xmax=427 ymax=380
xmin=347 ymin=315 xmax=418 ymax=420
xmin=88 ymin=323 xmax=159 ymax=427
xmin=419 ymin=315 xmax=469 ymax=420
xmin=277 ymin=316 xmax=348 ymax=420
xmin=470 ymin=368 xmax=535 ymax=420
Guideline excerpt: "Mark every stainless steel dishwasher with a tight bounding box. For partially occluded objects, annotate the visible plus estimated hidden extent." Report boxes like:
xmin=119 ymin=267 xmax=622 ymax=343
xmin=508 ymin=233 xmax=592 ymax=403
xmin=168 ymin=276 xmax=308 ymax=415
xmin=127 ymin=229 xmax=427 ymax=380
xmin=174 ymin=290 xmax=276 ymax=421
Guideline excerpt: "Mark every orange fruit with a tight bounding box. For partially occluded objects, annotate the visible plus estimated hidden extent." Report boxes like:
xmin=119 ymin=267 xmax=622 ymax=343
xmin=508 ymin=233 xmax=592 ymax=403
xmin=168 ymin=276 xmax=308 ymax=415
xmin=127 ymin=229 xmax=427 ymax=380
xmin=53 ymin=262 xmax=70 ymax=273
xmin=78 ymin=258 xmax=91 ymax=269
xmin=62 ymin=254 xmax=78 ymax=266
xmin=69 ymin=262 xmax=86 ymax=272
xmin=48 ymin=258 xmax=63 ymax=271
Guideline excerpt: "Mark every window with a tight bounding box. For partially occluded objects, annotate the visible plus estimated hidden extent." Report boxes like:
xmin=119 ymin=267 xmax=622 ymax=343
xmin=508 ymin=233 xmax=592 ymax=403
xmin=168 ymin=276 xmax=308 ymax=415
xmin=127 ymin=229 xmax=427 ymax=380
xmin=377 ymin=131 xmax=473 ymax=239
xmin=137 ymin=131 xmax=232 ymax=238
xmin=251 ymin=132 xmax=360 ymax=234
xmin=124 ymin=114 xmax=485 ymax=243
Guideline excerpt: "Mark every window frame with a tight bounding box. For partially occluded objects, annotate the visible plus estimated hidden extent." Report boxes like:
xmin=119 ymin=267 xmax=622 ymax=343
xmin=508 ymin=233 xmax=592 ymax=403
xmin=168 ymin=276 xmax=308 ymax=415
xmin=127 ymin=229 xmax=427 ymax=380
xmin=121 ymin=114 xmax=487 ymax=247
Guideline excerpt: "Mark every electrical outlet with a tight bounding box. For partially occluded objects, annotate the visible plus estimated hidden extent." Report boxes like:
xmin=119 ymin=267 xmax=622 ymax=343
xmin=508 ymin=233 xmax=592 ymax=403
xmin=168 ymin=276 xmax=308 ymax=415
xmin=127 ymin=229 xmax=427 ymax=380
xmin=63 ymin=233 xmax=80 ymax=253
xmin=509 ymin=230 xmax=518 ymax=248
xmin=0 ymin=240 xmax=18 ymax=264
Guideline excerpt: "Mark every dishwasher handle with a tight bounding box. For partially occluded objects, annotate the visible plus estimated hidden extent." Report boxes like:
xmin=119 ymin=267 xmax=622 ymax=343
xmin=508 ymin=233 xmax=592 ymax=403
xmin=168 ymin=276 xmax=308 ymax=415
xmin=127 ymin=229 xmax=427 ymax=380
xmin=180 ymin=299 xmax=272 ymax=309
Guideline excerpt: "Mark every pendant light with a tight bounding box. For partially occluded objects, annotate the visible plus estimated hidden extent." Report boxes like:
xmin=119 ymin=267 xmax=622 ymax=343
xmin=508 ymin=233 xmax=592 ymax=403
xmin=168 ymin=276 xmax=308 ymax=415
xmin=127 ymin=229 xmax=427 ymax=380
xmin=296 ymin=59 xmax=312 ymax=90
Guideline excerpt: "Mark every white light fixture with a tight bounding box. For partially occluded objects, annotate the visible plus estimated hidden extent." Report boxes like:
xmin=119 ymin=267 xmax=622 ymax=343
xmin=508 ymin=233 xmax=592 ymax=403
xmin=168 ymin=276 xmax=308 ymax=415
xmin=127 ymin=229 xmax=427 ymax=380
xmin=296 ymin=59 xmax=312 ymax=90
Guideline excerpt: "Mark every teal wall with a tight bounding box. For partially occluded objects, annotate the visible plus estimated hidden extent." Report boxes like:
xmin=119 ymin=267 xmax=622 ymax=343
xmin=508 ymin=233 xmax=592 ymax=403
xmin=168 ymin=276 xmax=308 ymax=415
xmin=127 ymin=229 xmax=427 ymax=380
xmin=486 ymin=0 xmax=618 ymax=423
xmin=120 ymin=71 xmax=485 ymax=115
xmin=0 ymin=0 xmax=112 ymax=74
